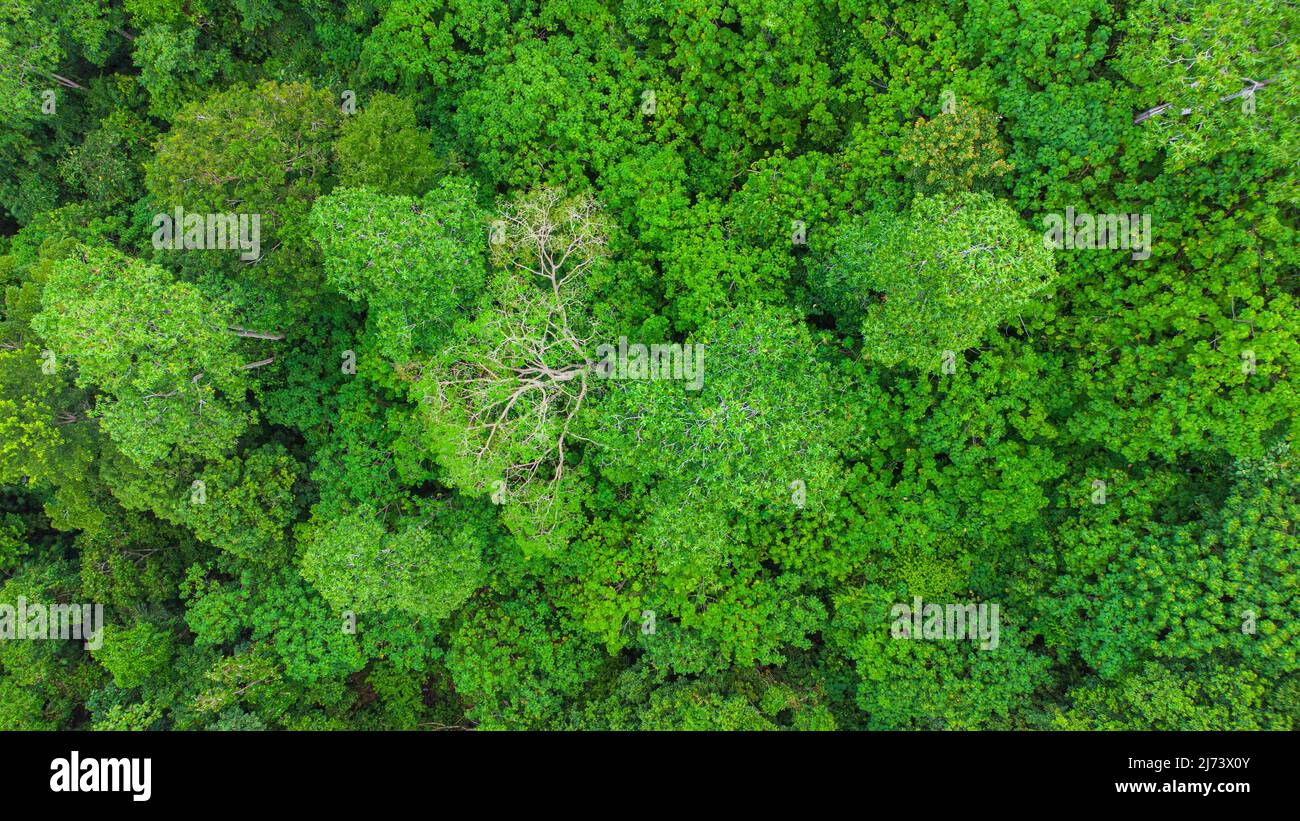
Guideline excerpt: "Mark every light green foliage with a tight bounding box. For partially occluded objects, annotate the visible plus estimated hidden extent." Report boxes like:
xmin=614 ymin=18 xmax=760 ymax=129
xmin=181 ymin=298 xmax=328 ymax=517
xmin=899 ymin=102 xmax=1014 ymax=195
xmin=301 ymin=500 xmax=486 ymax=623
xmin=1118 ymin=0 xmax=1299 ymax=173
xmin=452 ymin=33 xmax=641 ymax=189
xmin=419 ymin=187 xmax=606 ymax=553
xmin=359 ymin=0 xmax=510 ymax=94
xmin=1055 ymin=661 xmax=1290 ymax=731
xmin=593 ymin=304 xmax=846 ymax=577
xmin=94 ymin=620 xmax=176 ymax=690
xmin=32 ymin=246 xmax=252 ymax=465
xmin=814 ymin=192 xmax=1056 ymax=368
xmin=310 ymin=177 xmax=487 ymax=357
xmin=184 ymin=566 xmax=366 ymax=690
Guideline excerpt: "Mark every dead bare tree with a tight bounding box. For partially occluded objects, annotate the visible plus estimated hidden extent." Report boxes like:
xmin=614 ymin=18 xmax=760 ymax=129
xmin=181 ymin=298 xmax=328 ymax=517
xmin=1133 ymin=77 xmax=1278 ymax=124
xmin=423 ymin=188 xmax=607 ymax=545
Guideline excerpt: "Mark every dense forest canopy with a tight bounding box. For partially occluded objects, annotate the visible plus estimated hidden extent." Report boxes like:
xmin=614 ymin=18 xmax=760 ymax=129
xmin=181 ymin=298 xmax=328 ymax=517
xmin=0 ymin=0 xmax=1295 ymax=731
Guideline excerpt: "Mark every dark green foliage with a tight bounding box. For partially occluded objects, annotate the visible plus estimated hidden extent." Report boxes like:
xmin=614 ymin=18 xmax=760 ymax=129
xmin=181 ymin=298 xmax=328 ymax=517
xmin=334 ymin=92 xmax=444 ymax=197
